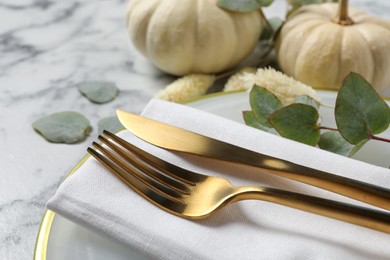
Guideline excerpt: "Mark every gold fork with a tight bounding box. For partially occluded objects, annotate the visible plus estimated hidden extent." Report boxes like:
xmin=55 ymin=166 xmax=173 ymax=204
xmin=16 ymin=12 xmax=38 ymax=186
xmin=87 ymin=131 xmax=390 ymax=234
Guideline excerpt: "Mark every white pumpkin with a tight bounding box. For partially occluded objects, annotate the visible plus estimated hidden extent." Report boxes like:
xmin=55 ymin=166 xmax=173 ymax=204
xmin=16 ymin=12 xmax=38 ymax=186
xmin=276 ymin=2 xmax=390 ymax=92
xmin=126 ymin=0 xmax=265 ymax=76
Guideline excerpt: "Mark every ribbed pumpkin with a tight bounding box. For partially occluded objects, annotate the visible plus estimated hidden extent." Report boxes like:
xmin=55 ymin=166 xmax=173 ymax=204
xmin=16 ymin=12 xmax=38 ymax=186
xmin=126 ymin=0 xmax=265 ymax=76
xmin=276 ymin=0 xmax=390 ymax=92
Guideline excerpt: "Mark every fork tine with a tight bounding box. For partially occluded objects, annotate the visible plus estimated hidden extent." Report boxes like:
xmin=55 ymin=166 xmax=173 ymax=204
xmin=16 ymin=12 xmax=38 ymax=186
xmin=87 ymin=147 xmax=187 ymax=216
xmin=98 ymin=135 xmax=192 ymax=195
xmin=90 ymin=142 xmax=185 ymax=204
xmin=103 ymin=130 xmax=206 ymax=184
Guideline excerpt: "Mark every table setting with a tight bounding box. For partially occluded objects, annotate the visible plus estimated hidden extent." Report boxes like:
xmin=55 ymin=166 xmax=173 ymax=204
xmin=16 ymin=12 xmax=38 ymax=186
xmin=1 ymin=0 xmax=390 ymax=259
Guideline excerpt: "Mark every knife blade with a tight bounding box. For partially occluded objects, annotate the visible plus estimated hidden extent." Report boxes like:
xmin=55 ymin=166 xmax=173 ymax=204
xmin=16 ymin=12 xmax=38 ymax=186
xmin=116 ymin=109 xmax=390 ymax=210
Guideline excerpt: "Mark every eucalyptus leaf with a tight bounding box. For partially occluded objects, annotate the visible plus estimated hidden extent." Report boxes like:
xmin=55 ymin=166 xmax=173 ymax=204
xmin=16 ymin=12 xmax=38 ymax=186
xmin=295 ymin=95 xmax=320 ymax=110
xmin=289 ymin=0 xmax=322 ymax=5
xmin=256 ymin=0 xmax=273 ymax=7
xmin=335 ymin=73 xmax=390 ymax=145
xmin=243 ymin=111 xmax=273 ymax=132
xmin=269 ymin=104 xmax=320 ymax=146
xmin=78 ymin=81 xmax=119 ymax=104
xmin=218 ymin=0 xmax=272 ymax=12
xmin=250 ymin=85 xmax=283 ymax=127
xmin=349 ymin=140 xmax=368 ymax=157
xmin=33 ymin=111 xmax=91 ymax=144
xmin=97 ymin=116 xmax=124 ymax=135
xmin=318 ymin=131 xmax=355 ymax=156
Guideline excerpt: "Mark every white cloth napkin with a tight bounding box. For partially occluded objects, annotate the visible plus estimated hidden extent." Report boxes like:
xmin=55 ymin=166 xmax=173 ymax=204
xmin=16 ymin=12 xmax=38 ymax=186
xmin=47 ymin=99 xmax=390 ymax=260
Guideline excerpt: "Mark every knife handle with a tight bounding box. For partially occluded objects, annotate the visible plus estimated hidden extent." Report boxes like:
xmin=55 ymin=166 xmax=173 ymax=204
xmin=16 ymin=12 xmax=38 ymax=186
xmin=262 ymin=164 xmax=390 ymax=211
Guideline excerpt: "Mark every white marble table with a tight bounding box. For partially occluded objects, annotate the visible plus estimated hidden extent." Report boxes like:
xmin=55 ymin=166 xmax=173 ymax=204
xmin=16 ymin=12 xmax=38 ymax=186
xmin=0 ymin=0 xmax=389 ymax=259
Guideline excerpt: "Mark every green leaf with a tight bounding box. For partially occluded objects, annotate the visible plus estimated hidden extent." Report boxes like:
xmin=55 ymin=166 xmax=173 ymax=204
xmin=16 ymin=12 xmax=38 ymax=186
xmin=256 ymin=0 xmax=273 ymax=7
xmin=218 ymin=0 xmax=273 ymax=12
xmin=243 ymin=111 xmax=273 ymax=132
xmin=97 ymin=116 xmax=124 ymax=135
xmin=335 ymin=73 xmax=390 ymax=145
xmin=288 ymin=0 xmax=322 ymax=5
xmin=269 ymin=104 xmax=320 ymax=146
xmin=33 ymin=111 xmax=91 ymax=144
xmin=250 ymin=85 xmax=283 ymax=127
xmin=349 ymin=140 xmax=368 ymax=157
xmin=78 ymin=81 xmax=119 ymax=104
xmin=318 ymin=131 xmax=355 ymax=156
xmin=295 ymin=95 xmax=320 ymax=110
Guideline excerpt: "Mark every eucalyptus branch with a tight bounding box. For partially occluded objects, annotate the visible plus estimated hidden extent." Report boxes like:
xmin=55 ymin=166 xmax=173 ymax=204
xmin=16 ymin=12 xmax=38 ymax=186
xmin=244 ymin=73 xmax=389 ymax=158
xmin=320 ymin=126 xmax=338 ymax=131
xmin=371 ymin=135 xmax=390 ymax=143
xmin=320 ymin=126 xmax=390 ymax=143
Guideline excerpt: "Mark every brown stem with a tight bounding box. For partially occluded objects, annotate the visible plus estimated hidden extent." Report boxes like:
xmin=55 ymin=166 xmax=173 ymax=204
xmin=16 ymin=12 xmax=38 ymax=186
xmin=320 ymin=127 xmax=390 ymax=143
xmin=320 ymin=126 xmax=338 ymax=131
xmin=334 ymin=0 xmax=354 ymax=26
xmin=371 ymin=135 xmax=390 ymax=144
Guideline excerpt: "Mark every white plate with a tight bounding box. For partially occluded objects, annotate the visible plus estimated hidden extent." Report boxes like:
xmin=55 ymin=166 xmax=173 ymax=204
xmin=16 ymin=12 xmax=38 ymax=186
xmin=35 ymin=90 xmax=390 ymax=260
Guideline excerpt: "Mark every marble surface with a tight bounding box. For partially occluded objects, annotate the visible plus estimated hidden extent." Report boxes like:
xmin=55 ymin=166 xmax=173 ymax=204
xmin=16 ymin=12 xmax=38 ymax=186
xmin=0 ymin=0 xmax=389 ymax=259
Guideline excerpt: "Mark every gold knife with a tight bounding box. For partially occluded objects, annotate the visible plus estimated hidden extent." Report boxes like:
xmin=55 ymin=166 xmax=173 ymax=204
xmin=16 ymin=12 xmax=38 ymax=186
xmin=116 ymin=109 xmax=390 ymax=210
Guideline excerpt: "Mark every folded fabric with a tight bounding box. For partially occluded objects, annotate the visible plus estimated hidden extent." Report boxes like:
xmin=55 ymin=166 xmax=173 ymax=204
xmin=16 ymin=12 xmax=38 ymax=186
xmin=47 ymin=99 xmax=390 ymax=260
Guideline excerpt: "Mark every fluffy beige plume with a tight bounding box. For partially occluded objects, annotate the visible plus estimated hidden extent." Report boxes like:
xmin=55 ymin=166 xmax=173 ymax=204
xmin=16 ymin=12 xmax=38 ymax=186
xmin=224 ymin=67 xmax=320 ymax=105
xmin=223 ymin=67 xmax=257 ymax=92
xmin=155 ymin=74 xmax=215 ymax=103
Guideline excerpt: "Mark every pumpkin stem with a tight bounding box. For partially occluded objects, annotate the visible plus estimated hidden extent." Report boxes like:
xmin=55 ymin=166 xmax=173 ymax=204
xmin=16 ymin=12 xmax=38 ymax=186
xmin=335 ymin=0 xmax=354 ymax=25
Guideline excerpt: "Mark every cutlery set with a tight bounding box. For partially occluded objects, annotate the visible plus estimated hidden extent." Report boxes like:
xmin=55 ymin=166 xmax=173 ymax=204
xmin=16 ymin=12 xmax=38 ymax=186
xmin=87 ymin=110 xmax=390 ymax=233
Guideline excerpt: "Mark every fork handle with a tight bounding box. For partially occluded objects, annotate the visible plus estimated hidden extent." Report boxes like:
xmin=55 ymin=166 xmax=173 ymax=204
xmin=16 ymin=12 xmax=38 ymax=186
xmin=205 ymin=141 xmax=390 ymax=211
xmin=233 ymin=186 xmax=390 ymax=234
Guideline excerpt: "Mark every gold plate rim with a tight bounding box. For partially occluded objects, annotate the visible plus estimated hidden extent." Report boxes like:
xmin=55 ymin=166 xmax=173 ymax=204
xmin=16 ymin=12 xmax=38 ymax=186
xmin=34 ymin=154 xmax=90 ymax=260
xmin=33 ymin=89 xmax=389 ymax=260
